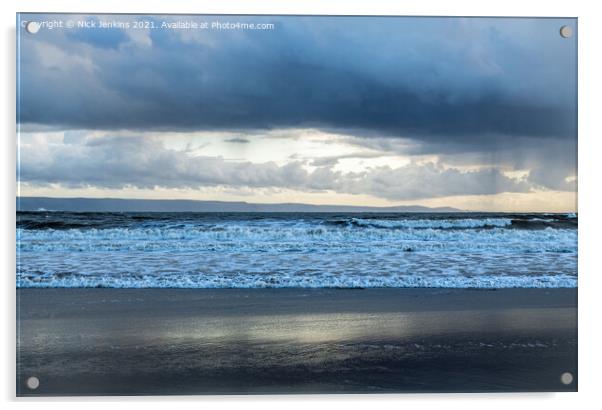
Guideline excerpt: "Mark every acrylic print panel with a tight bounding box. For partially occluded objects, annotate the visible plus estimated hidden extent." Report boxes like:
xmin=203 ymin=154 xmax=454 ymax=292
xmin=16 ymin=14 xmax=577 ymax=396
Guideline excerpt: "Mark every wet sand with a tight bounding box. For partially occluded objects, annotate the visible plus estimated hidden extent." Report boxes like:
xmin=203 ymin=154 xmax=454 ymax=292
xmin=16 ymin=288 xmax=577 ymax=396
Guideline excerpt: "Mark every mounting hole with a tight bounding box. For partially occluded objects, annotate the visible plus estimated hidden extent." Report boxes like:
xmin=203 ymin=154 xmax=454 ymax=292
xmin=559 ymin=25 xmax=573 ymax=38
xmin=560 ymin=372 xmax=573 ymax=385
xmin=25 ymin=21 xmax=40 ymax=34
xmin=26 ymin=376 xmax=40 ymax=390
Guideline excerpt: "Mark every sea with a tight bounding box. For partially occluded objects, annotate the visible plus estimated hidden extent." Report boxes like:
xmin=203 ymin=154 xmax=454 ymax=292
xmin=16 ymin=212 xmax=578 ymax=289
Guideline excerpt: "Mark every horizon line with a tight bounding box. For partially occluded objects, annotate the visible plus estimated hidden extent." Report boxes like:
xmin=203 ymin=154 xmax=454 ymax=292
xmin=16 ymin=196 xmax=578 ymax=214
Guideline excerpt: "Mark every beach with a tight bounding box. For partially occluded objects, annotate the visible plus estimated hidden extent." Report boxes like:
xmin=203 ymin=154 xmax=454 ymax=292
xmin=17 ymin=288 xmax=577 ymax=395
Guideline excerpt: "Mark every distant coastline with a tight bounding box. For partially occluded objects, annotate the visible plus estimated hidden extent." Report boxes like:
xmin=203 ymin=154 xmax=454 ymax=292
xmin=16 ymin=197 xmax=461 ymax=213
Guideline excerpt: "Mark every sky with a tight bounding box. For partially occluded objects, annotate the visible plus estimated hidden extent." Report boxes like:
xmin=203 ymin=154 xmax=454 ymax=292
xmin=17 ymin=14 xmax=577 ymax=211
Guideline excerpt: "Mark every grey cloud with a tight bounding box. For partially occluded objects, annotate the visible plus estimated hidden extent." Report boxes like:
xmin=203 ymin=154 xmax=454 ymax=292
xmin=225 ymin=138 xmax=250 ymax=144
xmin=18 ymin=15 xmax=576 ymax=143
xmin=343 ymin=134 xmax=577 ymax=192
xmin=337 ymin=164 xmax=531 ymax=200
xmin=19 ymin=135 xmax=534 ymax=200
xmin=20 ymin=136 xmax=308 ymax=190
xmin=309 ymin=152 xmax=383 ymax=167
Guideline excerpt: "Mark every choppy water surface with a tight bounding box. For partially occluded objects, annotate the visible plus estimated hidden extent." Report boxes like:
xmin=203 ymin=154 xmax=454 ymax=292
xmin=16 ymin=212 xmax=577 ymax=288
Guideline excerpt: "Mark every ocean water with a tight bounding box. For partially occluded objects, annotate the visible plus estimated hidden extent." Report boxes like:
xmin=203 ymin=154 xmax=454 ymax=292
xmin=16 ymin=212 xmax=577 ymax=288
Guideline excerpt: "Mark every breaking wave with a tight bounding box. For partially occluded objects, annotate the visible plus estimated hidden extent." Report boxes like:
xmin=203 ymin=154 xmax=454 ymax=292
xmin=16 ymin=211 xmax=578 ymax=289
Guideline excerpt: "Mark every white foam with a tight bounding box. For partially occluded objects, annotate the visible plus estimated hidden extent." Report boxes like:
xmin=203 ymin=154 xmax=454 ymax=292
xmin=350 ymin=217 xmax=513 ymax=229
xmin=16 ymin=225 xmax=577 ymax=253
xmin=17 ymin=271 xmax=577 ymax=289
xmin=16 ymin=217 xmax=578 ymax=289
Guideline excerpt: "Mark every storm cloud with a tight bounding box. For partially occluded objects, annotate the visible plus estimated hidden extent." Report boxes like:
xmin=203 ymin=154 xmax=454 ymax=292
xmin=16 ymin=14 xmax=577 ymax=202
xmin=18 ymin=16 xmax=576 ymax=140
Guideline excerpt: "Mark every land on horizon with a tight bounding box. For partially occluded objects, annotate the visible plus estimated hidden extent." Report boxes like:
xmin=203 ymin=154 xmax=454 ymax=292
xmin=17 ymin=196 xmax=462 ymax=213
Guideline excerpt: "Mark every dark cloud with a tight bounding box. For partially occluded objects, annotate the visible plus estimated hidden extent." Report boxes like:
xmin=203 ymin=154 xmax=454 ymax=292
xmin=18 ymin=15 xmax=576 ymax=143
xmin=225 ymin=137 xmax=250 ymax=144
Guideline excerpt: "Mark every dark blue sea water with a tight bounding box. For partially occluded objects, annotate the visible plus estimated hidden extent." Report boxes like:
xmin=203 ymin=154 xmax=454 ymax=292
xmin=16 ymin=212 xmax=577 ymax=288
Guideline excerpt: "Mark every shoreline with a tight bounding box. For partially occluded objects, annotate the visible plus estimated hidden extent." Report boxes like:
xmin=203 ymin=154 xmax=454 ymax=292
xmin=17 ymin=288 xmax=577 ymax=395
